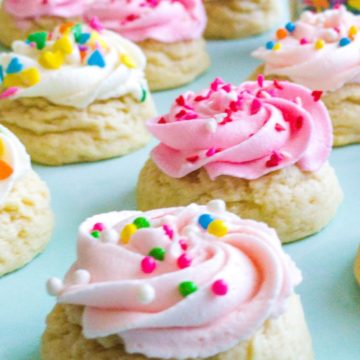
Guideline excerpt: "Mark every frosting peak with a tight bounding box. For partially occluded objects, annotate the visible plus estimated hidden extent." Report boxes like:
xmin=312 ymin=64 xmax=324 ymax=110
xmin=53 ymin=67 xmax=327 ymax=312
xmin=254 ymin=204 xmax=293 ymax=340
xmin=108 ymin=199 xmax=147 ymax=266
xmin=147 ymin=77 xmax=332 ymax=180
xmin=47 ymin=202 xmax=301 ymax=359
xmin=252 ymin=7 xmax=360 ymax=91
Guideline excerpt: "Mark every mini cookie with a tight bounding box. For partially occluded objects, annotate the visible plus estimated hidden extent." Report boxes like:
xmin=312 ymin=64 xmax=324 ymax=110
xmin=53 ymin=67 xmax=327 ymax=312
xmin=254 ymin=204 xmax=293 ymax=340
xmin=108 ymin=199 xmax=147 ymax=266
xmin=355 ymin=247 xmax=360 ymax=285
xmin=0 ymin=125 xmax=53 ymax=276
xmin=252 ymin=6 xmax=360 ymax=146
xmin=85 ymin=0 xmax=210 ymax=91
xmin=0 ymin=23 xmax=156 ymax=165
xmin=0 ymin=0 xmax=85 ymax=48
xmin=137 ymin=77 xmax=343 ymax=243
xmin=204 ymin=0 xmax=281 ymax=39
xmin=42 ymin=202 xmax=314 ymax=360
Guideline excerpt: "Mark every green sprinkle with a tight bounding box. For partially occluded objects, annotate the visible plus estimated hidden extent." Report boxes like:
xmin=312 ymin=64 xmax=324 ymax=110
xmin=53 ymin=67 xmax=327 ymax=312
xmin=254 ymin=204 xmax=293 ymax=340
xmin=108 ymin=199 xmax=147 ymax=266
xmin=140 ymin=88 xmax=147 ymax=103
xmin=72 ymin=24 xmax=83 ymax=42
xmin=91 ymin=230 xmax=101 ymax=239
xmin=27 ymin=32 xmax=47 ymax=50
xmin=179 ymin=281 xmax=198 ymax=297
xmin=149 ymin=247 xmax=166 ymax=261
xmin=133 ymin=217 xmax=150 ymax=229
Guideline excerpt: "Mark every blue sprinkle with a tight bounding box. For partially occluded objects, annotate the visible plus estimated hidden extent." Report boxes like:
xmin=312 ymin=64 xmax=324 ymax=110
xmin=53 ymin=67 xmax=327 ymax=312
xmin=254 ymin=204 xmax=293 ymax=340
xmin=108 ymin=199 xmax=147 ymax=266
xmin=88 ymin=50 xmax=106 ymax=68
xmin=266 ymin=41 xmax=275 ymax=50
xmin=0 ymin=66 xmax=3 ymax=83
xmin=198 ymin=214 xmax=215 ymax=230
xmin=77 ymin=33 xmax=91 ymax=45
xmin=339 ymin=37 xmax=351 ymax=47
xmin=6 ymin=57 xmax=23 ymax=74
xmin=285 ymin=22 xmax=296 ymax=33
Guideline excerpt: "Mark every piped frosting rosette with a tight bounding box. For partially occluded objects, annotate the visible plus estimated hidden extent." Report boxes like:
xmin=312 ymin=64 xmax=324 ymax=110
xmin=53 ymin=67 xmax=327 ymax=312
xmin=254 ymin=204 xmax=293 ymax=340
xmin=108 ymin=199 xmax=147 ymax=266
xmin=0 ymin=23 xmax=148 ymax=108
xmin=252 ymin=6 xmax=360 ymax=91
xmin=147 ymin=77 xmax=332 ymax=181
xmin=47 ymin=201 xmax=301 ymax=359
xmin=0 ymin=125 xmax=31 ymax=205
xmin=84 ymin=0 xmax=207 ymax=43
xmin=3 ymin=0 xmax=87 ymax=19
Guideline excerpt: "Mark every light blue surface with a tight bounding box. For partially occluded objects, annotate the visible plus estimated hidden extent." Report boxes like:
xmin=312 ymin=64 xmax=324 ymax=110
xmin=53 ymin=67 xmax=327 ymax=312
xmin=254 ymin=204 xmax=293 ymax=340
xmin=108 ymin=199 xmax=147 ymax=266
xmin=1 ymin=5 xmax=360 ymax=360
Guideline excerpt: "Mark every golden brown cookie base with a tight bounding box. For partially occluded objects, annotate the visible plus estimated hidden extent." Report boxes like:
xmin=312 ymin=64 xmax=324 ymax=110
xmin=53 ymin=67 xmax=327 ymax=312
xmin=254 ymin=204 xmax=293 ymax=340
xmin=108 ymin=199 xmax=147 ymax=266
xmin=0 ymin=171 xmax=53 ymax=276
xmin=137 ymin=160 xmax=343 ymax=243
xmin=41 ymin=295 xmax=313 ymax=360
xmin=0 ymin=95 xmax=156 ymax=165
xmin=355 ymin=247 xmax=360 ymax=285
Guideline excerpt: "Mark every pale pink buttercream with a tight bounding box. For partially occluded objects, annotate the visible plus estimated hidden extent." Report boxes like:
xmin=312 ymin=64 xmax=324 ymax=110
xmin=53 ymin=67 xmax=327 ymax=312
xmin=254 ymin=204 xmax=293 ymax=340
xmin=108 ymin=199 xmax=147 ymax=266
xmin=3 ymin=0 xmax=86 ymax=18
xmin=147 ymin=78 xmax=332 ymax=180
xmin=84 ymin=0 xmax=207 ymax=42
xmin=252 ymin=6 xmax=360 ymax=91
xmin=50 ymin=203 xmax=301 ymax=359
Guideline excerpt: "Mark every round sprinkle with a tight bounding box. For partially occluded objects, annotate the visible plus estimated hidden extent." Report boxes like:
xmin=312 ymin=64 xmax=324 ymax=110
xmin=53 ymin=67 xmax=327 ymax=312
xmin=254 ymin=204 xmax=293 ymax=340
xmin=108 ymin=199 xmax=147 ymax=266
xmin=285 ymin=22 xmax=296 ymax=33
xmin=276 ymin=28 xmax=287 ymax=40
xmin=208 ymin=220 xmax=228 ymax=238
xmin=137 ymin=284 xmax=156 ymax=304
xmin=207 ymin=199 xmax=226 ymax=212
xmin=265 ymin=41 xmax=275 ymax=50
xmin=179 ymin=281 xmax=198 ymax=297
xmin=141 ymin=256 xmax=156 ymax=274
xmin=349 ymin=25 xmax=358 ymax=38
xmin=121 ymin=224 xmax=137 ymax=244
xmin=315 ymin=39 xmax=325 ymax=50
xmin=177 ymin=254 xmax=192 ymax=269
xmin=72 ymin=269 xmax=91 ymax=285
xmin=273 ymin=43 xmax=281 ymax=51
xmin=91 ymin=230 xmax=101 ymax=239
xmin=133 ymin=217 xmax=150 ymax=229
xmin=212 ymin=279 xmax=229 ymax=296
xmin=46 ymin=277 xmax=64 ymax=296
xmin=299 ymin=38 xmax=309 ymax=45
xmin=92 ymin=222 xmax=105 ymax=232
xmin=100 ymin=229 xmax=119 ymax=243
xmin=339 ymin=37 xmax=351 ymax=47
xmin=149 ymin=247 xmax=166 ymax=261
xmin=198 ymin=214 xmax=215 ymax=230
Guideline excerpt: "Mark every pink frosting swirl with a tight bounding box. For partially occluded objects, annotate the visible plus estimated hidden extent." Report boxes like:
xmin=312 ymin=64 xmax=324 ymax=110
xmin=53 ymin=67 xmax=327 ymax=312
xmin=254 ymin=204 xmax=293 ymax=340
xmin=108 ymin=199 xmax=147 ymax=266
xmin=3 ymin=0 xmax=86 ymax=18
xmin=48 ymin=202 xmax=301 ymax=359
xmin=252 ymin=6 xmax=360 ymax=91
xmin=147 ymin=77 xmax=332 ymax=180
xmin=84 ymin=0 xmax=207 ymax=42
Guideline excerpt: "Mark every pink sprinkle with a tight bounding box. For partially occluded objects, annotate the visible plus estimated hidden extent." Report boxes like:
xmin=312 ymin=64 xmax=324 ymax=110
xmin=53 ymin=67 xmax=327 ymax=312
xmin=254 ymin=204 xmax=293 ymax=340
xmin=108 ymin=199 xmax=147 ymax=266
xmin=88 ymin=16 xmax=104 ymax=32
xmin=295 ymin=116 xmax=303 ymax=130
xmin=311 ymin=90 xmax=323 ymax=102
xmin=158 ymin=117 xmax=166 ymax=124
xmin=266 ymin=151 xmax=285 ymax=168
xmin=179 ymin=239 xmax=188 ymax=251
xmin=163 ymin=224 xmax=174 ymax=240
xmin=0 ymin=87 xmax=18 ymax=99
xmin=299 ymin=38 xmax=309 ymax=45
xmin=222 ymin=83 xmax=232 ymax=93
xmin=257 ymin=74 xmax=265 ymax=88
xmin=250 ymin=98 xmax=262 ymax=115
xmin=212 ymin=279 xmax=229 ymax=296
xmin=92 ymin=222 xmax=105 ymax=232
xmin=177 ymin=254 xmax=192 ymax=269
xmin=275 ymin=123 xmax=286 ymax=132
xmin=273 ymin=79 xmax=283 ymax=90
xmin=210 ymin=77 xmax=224 ymax=91
xmin=141 ymin=256 xmax=156 ymax=274
xmin=176 ymin=95 xmax=186 ymax=107
xmin=186 ymin=155 xmax=199 ymax=163
xmin=206 ymin=147 xmax=217 ymax=157
xmin=229 ymin=98 xmax=242 ymax=112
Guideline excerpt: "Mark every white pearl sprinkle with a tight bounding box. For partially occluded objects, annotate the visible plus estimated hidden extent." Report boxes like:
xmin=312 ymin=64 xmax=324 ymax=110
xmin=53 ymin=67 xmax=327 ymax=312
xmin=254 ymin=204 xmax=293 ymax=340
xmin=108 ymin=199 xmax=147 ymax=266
xmin=46 ymin=277 xmax=64 ymax=296
xmin=137 ymin=284 xmax=156 ymax=304
xmin=281 ymin=151 xmax=292 ymax=159
xmin=72 ymin=269 xmax=91 ymax=285
xmin=294 ymin=96 xmax=303 ymax=107
xmin=207 ymin=199 xmax=226 ymax=213
xmin=205 ymin=119 xmax=217 ymax=133
xmin=100 ymin=229 xmax=119 ymax=244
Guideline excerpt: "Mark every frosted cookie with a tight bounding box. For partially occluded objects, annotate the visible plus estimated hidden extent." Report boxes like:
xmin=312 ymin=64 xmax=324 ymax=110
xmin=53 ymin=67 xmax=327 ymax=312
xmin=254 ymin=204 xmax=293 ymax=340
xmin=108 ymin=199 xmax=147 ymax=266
xmin=0 ymin=23 xmax=156 ymax=165
xmin=85 ymin=0 xmax=210 ymax=91
xmin=252 ymin=7 xmax=360 ymax=146
xmin=137 ymin=77 xmax=343 ymax=243
xmin=204 ymin=0 xmax=281 ymax=39
xmin=42 ymin=202 xmax=314 ymax=360
xmin=0 ymin=125 xmax=53 ymax=276
xmin=355 ymin=247 xmax=360 ymax=285
xmin=0 ymin=0 xmax=85 ymax=48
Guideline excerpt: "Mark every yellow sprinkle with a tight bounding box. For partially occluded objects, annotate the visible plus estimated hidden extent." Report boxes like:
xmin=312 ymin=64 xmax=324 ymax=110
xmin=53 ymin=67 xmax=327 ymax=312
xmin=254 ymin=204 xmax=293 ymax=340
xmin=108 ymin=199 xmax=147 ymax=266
xmin=20 ymin=68 xmax=41 ymax=87
xmin=39 ymin=51 xmax=64 ymax=69
xmin=272 ymin=43 xmax=281 ymax=51
xmin=208 ymin=220 xmax=228 ymax=238
xmin=0 ymin=138 xmax=5 ymax=157
xmin=121 ymin=54 xmax=137 ymax=68
xmin=349 ymin=25 xmax=358 ymax=40
xmin=53 ymin=35 xmax=73 ymax=55
xmin=120 ymin=224 xmax=137 ymax=244
xmin=315 ymin=39 xmax=325 ymax=50
xmin=90 ymin=32 xmax=108 ymax=51
xmin=3 ymin=73 xmax=22 ymax=88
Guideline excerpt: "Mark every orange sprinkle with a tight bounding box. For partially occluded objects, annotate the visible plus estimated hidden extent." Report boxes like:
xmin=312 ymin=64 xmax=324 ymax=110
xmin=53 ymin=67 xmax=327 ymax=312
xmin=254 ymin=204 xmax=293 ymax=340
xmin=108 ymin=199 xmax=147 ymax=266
xmin=0 ymin=160 xmax=13 ymax=180
xmin=276 ymin=28 xmax=287 ymax=40
xmin=59 ymin=22 xmax=74 ymax=34
xmin=0 ymin=139 xmax=4 ymax=157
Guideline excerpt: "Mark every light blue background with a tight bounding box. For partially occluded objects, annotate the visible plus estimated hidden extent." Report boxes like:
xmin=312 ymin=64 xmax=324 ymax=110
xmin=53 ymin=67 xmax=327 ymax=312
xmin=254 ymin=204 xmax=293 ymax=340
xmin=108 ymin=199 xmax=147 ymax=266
xmin=0 ymin=2 xmax=359 ymax=359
